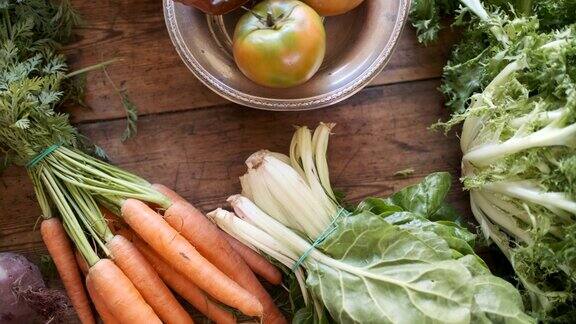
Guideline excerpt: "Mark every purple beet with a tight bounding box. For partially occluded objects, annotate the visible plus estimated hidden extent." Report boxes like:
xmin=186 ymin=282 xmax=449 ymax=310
xmin=0 ymin=253 xmax=70 ymax=323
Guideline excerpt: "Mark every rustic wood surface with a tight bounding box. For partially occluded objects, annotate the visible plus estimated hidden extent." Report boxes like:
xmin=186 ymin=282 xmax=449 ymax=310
xmin=0 ymin=0 xmax=472 ymax=322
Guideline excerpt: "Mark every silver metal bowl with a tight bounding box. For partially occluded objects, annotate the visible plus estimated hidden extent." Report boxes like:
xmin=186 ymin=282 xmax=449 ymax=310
xmin=164 ymin=0 xmax=410 ymax=110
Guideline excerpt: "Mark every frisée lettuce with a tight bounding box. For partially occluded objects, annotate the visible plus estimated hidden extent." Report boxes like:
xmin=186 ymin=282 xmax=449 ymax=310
xmin=437 ymin=0 xmax=576 ymax=320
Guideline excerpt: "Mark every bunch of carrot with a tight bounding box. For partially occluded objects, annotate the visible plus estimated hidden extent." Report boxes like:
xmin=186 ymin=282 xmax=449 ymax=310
xmin=39 ymin=182 xmax=285 ymax=324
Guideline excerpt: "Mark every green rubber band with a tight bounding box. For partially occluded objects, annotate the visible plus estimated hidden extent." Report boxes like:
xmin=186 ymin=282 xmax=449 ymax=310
xmin=26 ymin=143 xmax=62 ymax=169
xmin=291 ymin=208 xmax=350 ymax=271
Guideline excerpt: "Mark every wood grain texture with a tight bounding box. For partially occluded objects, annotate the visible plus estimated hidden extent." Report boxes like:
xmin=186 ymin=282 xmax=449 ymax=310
xmin=0 ymin=79 xmax=468 ymax=255
xmin=0 ymin=1 xmax=468 ymax=322
xmin=64 ymin=0 xmax=455 ymax=123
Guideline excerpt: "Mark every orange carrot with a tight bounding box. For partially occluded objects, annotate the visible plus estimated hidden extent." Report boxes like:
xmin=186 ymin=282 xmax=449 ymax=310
xmin=106 ymin=235 xmax=194 ymax=324
xmin=132 ymin=235 xmax=237 ymax=324
xmin=114 ymin=226 xmax=237 ymax=324
xmin=120 ymin=198 xmax=263 ymax=317
xmin=153 ymin=184 xmax=285 ymax=323
xmin=86 ymin=276 xmax=120 ymax=324
xmin=223 ymin=234 xmax=282 ymax=285
xmin=88 ymin=259 xmax=161 ymax=324
xmin=75 ymin=252 xmax=119 ymax=324
xmin=41 ymin=218 xmax=95 ymax=324
xmin=113 ymin=226 xmax=235 ymax=323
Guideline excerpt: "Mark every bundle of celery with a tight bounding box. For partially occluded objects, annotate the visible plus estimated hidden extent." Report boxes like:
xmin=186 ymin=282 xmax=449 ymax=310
xmin=208 ymin=123 xmax=533 ymax=323
xmin=434 ymin=0 xmax=576 ymax=320
xmin=1 ymin=2 xmax=284 ymax=323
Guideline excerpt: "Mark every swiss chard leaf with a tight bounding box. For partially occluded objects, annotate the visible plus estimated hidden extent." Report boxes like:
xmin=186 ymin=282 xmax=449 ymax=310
xmin=306 ymin=211 xmax=533 ymax=323
xmin=309 ymin=211 xmax=474 ymax=323
xmin=355 ymin=197 xmax=403 ymax=216
xmin=430 ymin=202 xmax=464 ymax=224
xmin=384 ymin=211 xmax=477 ymax=256
xmin=358 ymin=172 xmax=462 ymax=223
xmin=469 ymin=275 xmax=534 ymax=323
xmin=383 ymin=172 xmax=452 ymax=217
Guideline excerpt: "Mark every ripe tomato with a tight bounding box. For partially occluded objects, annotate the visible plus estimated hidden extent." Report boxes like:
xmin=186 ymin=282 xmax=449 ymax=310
xmin=302 ymin=0 xmax=364 ymax=16
xmin=233 ymin=0 xmax=326 ymax=88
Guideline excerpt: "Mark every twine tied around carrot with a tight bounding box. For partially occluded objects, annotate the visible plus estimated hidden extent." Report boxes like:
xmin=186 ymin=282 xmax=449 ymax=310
xmin=26 ymin=143 xmax=63 ymax=169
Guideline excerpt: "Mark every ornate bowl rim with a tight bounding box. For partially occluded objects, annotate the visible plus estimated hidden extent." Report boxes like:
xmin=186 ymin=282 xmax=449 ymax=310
xmin=163 ymin=0 xmax=411 ymax=111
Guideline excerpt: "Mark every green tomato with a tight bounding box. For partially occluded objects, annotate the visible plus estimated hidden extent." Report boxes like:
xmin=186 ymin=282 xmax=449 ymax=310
xmin=233 ymin=0 xmax=326 ymax=88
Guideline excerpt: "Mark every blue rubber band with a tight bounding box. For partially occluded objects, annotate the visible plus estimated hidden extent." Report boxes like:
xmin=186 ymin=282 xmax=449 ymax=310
xmin=26 ymin=143 xmax=63 ymax=169
xmin=291 ymin=208 xmax=350 ymax=271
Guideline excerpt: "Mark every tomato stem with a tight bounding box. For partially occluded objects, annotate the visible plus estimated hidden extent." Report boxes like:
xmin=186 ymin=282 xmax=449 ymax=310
xmin=241 ymin=4 xmax=298 ymax=30
xmin=266 ymin=11 xmax=274 ymax=27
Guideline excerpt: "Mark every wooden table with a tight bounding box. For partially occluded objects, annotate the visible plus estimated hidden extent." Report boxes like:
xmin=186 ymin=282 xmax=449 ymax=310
xmin=0 ymin=0 xmax=470 ymax=321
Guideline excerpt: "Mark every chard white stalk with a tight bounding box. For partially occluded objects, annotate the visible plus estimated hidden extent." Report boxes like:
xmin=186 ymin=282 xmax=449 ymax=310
xmin=240 ymin=167 xmax=295 ymax=230
xmin=208 ymin=208 xmax=296 ymax=262
xmin=288 ymin=124 xmax=338 ymax=216
xmin=209 ymin=123 xmax=344 ymax=311
xmin=207 ymin=208 xmax=311 ymax=305
xmin=244 ymin=153 xmax=331 ymax=238
xmin=311 ymin=123 xmax=336 ymax=201
xmin=290 ymin=124 xmax=337 ymax=204
xmin=228 ymin=195 xmax=314 ymax=254
xmin=269 ymin=152 xmax=292 ymax=165
xmin=227 ymin=195 xmax=425 ymax=293
xmin=240 ymin=124 xmax=339 ymax=240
